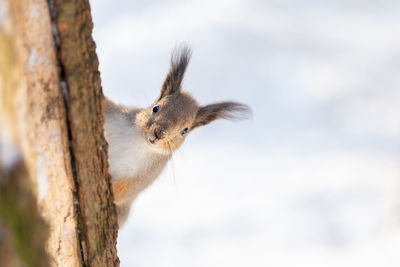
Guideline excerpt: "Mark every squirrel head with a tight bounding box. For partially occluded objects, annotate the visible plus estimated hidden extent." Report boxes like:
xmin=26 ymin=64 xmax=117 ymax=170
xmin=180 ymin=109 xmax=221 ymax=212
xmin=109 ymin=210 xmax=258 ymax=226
xmin=136 ymin=45 xmax=251 ymax=154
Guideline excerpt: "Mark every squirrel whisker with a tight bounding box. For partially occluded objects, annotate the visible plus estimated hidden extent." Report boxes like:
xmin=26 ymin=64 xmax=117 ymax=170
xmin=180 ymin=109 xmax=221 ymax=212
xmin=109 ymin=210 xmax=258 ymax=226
xmin=104 ymin=45 xmax=251 ymax=227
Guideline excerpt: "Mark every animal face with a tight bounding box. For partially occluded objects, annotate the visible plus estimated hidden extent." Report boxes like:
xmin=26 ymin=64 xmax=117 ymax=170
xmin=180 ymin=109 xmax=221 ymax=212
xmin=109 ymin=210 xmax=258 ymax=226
xmin=136 ymin=92 xmax=199 ymax=153
xmin=135 ymin=45 xmax=251 ymax=154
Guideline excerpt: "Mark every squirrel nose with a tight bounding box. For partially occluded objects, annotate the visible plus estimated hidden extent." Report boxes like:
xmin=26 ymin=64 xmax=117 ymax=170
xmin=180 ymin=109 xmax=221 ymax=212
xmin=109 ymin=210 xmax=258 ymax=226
xmin=154 ymin=127 xmax=166 ymax=140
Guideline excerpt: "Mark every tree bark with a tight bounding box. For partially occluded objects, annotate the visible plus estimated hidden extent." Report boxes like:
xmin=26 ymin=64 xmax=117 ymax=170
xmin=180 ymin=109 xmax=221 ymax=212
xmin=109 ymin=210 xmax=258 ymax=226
xmin=49 ymin=0 xmax=119 ymax=265
xmin=0 ymin=0 xmax=119 ymax=266
xmin=0 ymin=158 xmax=50 ymax=267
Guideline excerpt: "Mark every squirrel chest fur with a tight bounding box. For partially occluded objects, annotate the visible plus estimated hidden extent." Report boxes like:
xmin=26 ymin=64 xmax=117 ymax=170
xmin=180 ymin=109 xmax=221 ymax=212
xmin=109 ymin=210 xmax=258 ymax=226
xmin=103 ymin=46 xmax=250 ymax=227
xmin=104 ymin=103 xmax=169 ymax=200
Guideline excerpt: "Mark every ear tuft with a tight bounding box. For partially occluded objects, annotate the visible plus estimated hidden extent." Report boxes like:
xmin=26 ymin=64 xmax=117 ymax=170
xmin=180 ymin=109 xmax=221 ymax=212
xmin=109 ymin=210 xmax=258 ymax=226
xmin=171 ymin=44 xmax=192 ymax=79
xmin=159 ymin=45 xmax=192 ymax=99
xmin=192 ymin=101 xmax=252 ymax=129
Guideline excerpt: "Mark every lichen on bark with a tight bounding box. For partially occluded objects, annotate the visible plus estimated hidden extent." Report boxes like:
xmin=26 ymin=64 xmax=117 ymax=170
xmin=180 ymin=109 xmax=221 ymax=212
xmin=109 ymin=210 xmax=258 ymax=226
xmin=0 ymin=160 xmax=50 ymax=267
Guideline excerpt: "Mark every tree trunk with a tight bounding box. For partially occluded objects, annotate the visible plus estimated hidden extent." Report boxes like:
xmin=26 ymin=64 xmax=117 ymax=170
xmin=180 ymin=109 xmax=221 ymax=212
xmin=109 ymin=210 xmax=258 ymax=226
xmin=0 ymin=0 xmax=119 ymax=266
xmin=0 ymin=158 xmax=50 ymax=267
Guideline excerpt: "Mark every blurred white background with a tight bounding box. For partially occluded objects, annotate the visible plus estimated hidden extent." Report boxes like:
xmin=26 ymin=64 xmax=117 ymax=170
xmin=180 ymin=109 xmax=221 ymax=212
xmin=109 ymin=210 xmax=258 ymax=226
xmin=91 ymin=1 xmax=400 ymax=266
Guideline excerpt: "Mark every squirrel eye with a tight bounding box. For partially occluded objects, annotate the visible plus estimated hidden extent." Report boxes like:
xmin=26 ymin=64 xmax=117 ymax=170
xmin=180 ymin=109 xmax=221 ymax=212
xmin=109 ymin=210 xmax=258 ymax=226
xmin=152 ymin=104 xmax=160 ymax=113
xmin=181 ymin=128 xmax=188 ymax=136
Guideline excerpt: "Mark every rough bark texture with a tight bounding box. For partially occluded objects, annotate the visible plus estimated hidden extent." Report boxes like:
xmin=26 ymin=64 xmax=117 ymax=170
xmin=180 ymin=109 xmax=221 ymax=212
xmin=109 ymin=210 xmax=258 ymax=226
xmin=49 ymin=0 xmax=119 ymax=265
xmin=0 ymin=0 xmax=119 ymax=266
xmin=0 ymin=0 xmax=80 ymax=265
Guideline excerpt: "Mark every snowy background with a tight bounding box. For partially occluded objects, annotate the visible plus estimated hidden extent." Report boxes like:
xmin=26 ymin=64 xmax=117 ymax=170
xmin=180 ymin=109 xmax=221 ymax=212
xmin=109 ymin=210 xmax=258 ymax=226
xmin=90 ymin=1 xmax=400 ymax=266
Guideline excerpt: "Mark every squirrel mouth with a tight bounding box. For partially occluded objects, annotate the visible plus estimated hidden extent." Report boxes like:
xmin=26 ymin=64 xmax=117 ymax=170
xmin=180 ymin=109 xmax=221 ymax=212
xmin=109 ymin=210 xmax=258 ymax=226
xmin=148 ymin=136 xmax=157 ymax=144
xmin=147 ymin=132 xmax=161 ymax=145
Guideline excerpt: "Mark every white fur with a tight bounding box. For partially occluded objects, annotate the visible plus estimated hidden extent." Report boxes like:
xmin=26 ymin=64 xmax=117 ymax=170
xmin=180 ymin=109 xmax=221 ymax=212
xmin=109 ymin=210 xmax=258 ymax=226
xmin=104 ymin=111 xmax=155 ymax=182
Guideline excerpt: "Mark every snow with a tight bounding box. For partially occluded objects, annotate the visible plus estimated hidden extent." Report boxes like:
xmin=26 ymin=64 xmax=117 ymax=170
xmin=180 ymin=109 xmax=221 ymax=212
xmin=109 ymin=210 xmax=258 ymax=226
xmin=27 ymin=46 xmax=49 ymax=71
xmin=36 ymin=152 xmax=49 ymax=202
xmin=88 ymin=1 xmax=400 ymax=266
xmin=29 ymin=3 xmax=40 ymax=19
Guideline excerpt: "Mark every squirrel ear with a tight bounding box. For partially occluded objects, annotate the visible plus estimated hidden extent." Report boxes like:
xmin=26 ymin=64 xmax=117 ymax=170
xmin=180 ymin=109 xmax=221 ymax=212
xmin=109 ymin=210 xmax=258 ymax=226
xmin=191 ymin=101 xmax=251 ymax=129
xmin=159 ymin=45 xmax=192 ymax=100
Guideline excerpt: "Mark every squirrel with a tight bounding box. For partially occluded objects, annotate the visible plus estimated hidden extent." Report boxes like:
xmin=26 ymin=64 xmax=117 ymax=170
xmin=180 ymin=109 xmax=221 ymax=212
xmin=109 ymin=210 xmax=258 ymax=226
xmin=104 ymin=46 xmax=251 ymax=227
